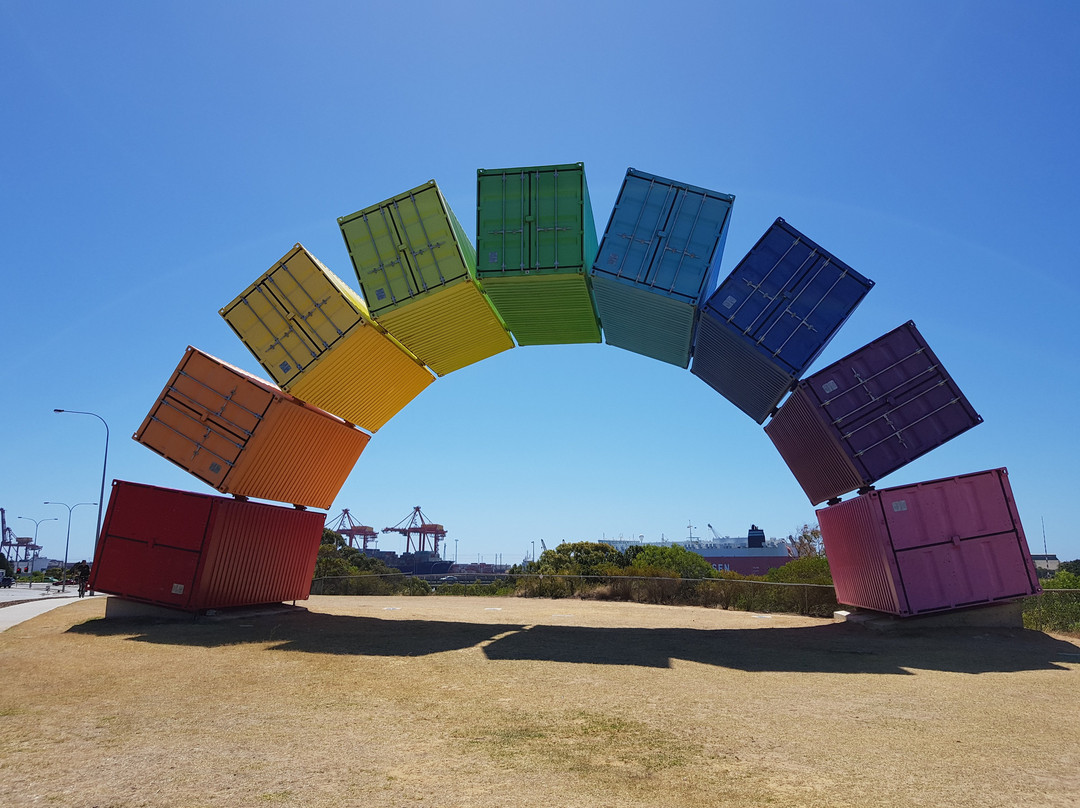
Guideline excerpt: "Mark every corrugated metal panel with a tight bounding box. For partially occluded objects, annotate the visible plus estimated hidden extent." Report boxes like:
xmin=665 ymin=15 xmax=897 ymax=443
xmin=766 ymin=321 xmax=983 ymax=502
xmin=338 ymin=180 xmax=476 ymax=316
xmin=375 ymin=279 xmax=514 ymax=376
xmin=592 ymin=168 xmax=734 ymax=304
xmin=691 ymin=311 xmax=797 ymax=422
xmin=284 ymin=329 xmax=435 ymax=431
xmin=477 ymin=163 xmax=598 ymax=276
xmin=700 ymin=218 xmax=874 ymax=378
xmin=590 ymin=273 xmax=697 ymax=367
xmin=762 ymin=385 xmax=860 ymax=504
xmin=220 ymin=244 xmax=435 ymax=432
xmin=194 ymin=496 xmax=323 ymax=609
xmin=818 ymin=492 xmax=906 ymax=614
xmin=134 ymin=347 xmax=369 ymax=509
xmin=90 ymin=480 xmax=323 ymax=612
xmin=817 ymin=469 xmax=1042 ymax=617
xmin=480 ymin=274 xmax=601 ymax=345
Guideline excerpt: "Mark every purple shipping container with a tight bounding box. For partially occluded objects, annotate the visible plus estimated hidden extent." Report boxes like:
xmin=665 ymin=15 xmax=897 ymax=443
xmin=817 ymin=468 xmax=1041 ymax=616
xmin=90 ymin=480 xmax=325 ymax=612
xmin=765 ymin=321 xmax=982 ymax=505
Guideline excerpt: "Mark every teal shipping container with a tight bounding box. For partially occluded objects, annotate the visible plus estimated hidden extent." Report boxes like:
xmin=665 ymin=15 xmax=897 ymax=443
xmin=590 ymin=168 xmax=734 ymax=368
xmin=476 ymin=163 xmax=601 ymax=345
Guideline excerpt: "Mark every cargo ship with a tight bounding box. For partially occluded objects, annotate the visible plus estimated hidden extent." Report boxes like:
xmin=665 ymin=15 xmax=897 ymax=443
xmin=607 ymin=525 xmax=794 ymax=576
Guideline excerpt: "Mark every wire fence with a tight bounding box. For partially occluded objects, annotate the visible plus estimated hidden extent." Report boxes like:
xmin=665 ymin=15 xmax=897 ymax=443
xmin=310 ymin=573 xmax=841 ymax=618
xmin=1022 ymin=588 xmax=1080 ymax=634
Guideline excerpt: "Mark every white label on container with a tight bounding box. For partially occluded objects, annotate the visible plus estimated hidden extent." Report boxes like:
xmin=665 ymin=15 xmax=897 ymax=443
xmin=722 ymin=295 xmax=737 ymax=309
xmin=171 ymin=583 xmax=185 ymax=595
xmin=892 ymin=500 xmax=908 ymax=512
xmin=822 ymin=380 xmax=839 ymax=394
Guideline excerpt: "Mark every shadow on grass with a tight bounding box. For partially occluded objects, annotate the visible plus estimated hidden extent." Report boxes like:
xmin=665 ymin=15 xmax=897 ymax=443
xmin=65 ymin=608 xmax=1079 ymax=675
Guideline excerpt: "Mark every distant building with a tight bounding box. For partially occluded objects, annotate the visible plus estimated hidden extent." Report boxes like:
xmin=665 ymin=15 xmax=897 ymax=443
xmin=1031 ymin=554 xmax=1060 ymax=573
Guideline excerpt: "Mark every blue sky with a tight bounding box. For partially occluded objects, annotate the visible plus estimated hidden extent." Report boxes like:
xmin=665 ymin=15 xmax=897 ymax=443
xmin=2 ymin=1 xmax=1078 ymax=567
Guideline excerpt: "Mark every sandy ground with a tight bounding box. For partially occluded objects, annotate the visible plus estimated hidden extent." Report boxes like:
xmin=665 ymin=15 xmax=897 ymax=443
xmin=1 ymin=594 xmax=1078 ymax=808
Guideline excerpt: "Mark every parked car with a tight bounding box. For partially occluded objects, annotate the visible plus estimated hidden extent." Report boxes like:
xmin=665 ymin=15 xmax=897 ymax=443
xmin=1 ymin=576 xmax=15 ymax=588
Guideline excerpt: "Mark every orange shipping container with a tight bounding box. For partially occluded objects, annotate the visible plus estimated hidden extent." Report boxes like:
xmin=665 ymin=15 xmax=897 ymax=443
xmin=134 ymin=346 xmax=370 ymax=509
xmin=219 ymin=244 xmax=435 ymax=432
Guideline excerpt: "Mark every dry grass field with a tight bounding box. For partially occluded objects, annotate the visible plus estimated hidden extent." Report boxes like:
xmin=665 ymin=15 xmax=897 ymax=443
xmin=1 ymin=594 xmax=1078 ymax=808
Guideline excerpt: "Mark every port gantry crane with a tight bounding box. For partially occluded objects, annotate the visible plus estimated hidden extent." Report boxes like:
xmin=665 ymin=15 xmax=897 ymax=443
xmin=382 ymin=506 xmax=447 ymax=557
xmin=326 ymin=509 xmax=379 ymax=552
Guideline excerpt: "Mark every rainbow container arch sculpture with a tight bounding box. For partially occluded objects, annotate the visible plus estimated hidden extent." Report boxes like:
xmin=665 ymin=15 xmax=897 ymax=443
xmin=96 ymin=161 xmax=1041 ymax=618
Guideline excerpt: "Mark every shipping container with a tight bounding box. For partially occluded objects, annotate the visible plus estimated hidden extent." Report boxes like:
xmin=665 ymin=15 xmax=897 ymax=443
xmin=692 ymin=218 xmax=874 ymax=423
xmin=338 ymin=180 xmax=514 ymax=374
xmin=134 ymin=346 xmax=369 ymax=509
xmin=590 ymin=168 xmax=735 ymax=367
xmin=765 ymin=321 xmax=983 ymax=505
xmin=817 ymin=468 xmax=1041 ymax=616
xmin=219 ymin=243 xmax=435 ymax=432
xmin=90 ymin=480 xmax=325 ymax=612
xmin=476 ymin=163 xmax=601 ymax=345
xmin=338 ymin=180 xmax=478 ymax=315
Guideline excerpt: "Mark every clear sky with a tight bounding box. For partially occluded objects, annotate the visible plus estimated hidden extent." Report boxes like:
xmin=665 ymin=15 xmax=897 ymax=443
xmin=2 ymin=1 xmax=1078 ymax=568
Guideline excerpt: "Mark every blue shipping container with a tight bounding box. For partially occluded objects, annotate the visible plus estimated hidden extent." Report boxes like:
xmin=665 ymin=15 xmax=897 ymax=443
xmin=692 ymin=218 xmax=874 ymax=423
xmin=591 ymin=168 xmax=735 ymax=367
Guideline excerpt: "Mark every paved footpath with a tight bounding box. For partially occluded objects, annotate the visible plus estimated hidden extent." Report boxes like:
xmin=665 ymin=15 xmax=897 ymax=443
xmin=0 ymin=584 xmax=100 ymax=631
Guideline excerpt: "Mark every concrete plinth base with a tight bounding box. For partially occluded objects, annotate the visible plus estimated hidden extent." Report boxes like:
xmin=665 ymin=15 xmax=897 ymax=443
xmin=103 ymin=596 xmax=307 ymax=622
xmin=834 ymin=599 xmax=1026 ymax=632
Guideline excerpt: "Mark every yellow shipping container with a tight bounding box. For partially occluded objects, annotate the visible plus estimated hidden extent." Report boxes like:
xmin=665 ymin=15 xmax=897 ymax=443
xmin=220 ymin=244 xmax=435 ymax=432
xmin=375 ymin=278 xmax=514 ymax=376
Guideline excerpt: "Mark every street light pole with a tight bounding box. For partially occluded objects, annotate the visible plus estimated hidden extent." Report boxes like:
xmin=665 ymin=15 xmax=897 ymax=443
xmin=53 ymin=409 xmax=110 ymax=551
xmin=16 ymin=515 xmax=58 ymax=587
xmin=44 ymin=501 xmax=96 ymax=592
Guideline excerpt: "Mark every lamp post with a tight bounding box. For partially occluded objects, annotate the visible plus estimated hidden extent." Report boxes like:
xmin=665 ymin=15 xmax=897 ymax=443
xmin=17 ymin=515 xmax=58 ymax=586
xmin=53 ymin=409 xmax=110 ymax=551
xmin=44 ymin=501 xmax=96 ymax=592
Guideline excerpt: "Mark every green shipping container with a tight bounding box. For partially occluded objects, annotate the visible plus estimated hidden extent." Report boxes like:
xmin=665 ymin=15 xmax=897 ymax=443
xmin=476 ymin=163 xmax=601 ymax=345
xmin=339 ymin=181 xmax=477 ymax=316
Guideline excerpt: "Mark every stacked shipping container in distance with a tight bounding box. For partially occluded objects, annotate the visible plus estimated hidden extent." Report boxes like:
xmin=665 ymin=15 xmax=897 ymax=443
xmin=817 ymin=469 xmax=1041 ymax=616
xmin=765 ymin=321 xmax=983 ymax=505
xmin=692 ymin=218 xmax=874 ymax=423
xmin=338 ymin=180 xmax=513 ymax=375
xmin=219 ymin=243 xmax=435 ymax=433
xmin=590 ymin=168 xmax=735 ymax=368
xmin=90 ymin=480 xmax=325 ymax=612
xmin=475 ymin=163 xmax=601 ymax=345
xmin=133 ymin=346 xmax=369 ymax=510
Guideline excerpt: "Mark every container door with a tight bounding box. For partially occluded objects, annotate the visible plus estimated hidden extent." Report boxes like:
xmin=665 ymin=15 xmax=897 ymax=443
xmin=596 ymin=174 xmax=678 ymax=287
xmin=392 ymin=184 xmax=468 ymax=293
xmin=477 ymin=169 xmax=528 ymax=273
xmin=221 ymin=246 xmax=363 ymax=385
xmin=705 ymin=220 xmax=872 ymax=376
xmin=137 ymin=349 xmax=276 ymax=486
xmin=880 ymin=471 xmax=1018 ymax=552
xmin=341 ymin=202 xmax=422 ymax=313
xmin=532 ymin=167 xmax=585 ymax=272
xmin=594 ymin=171 xmax=734 ymax=303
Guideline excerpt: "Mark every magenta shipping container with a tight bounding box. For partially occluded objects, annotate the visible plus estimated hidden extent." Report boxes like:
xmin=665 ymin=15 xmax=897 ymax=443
xmin=765 ymin=321 xmax=982 ymax=505
xmin=817 ymin=468 xmax=1041 ymax=616
xmin=90 ymin=480 xmax=325 ymax=612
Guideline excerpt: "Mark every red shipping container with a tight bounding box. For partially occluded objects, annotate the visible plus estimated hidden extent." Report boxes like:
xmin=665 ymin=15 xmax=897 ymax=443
xmin=817 ymin=468 xmax=1041 ymax=616
xmin=90 ymin=480 xmax=325 ymax=612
